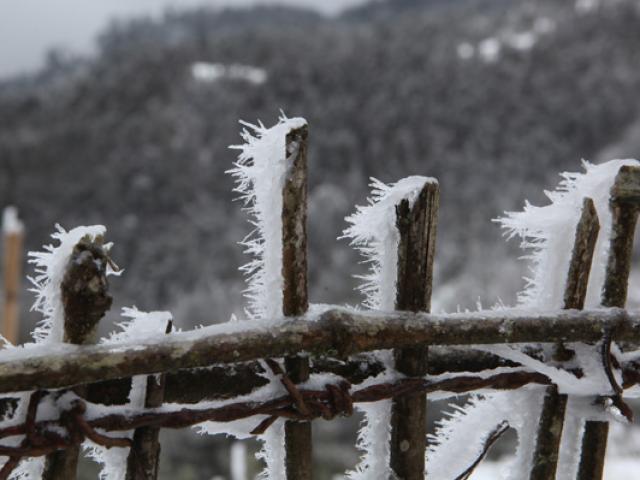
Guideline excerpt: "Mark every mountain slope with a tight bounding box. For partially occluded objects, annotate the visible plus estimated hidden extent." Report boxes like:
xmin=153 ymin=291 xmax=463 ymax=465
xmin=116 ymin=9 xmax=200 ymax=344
xmin=1 ymin=0 xmax=640 ymax=327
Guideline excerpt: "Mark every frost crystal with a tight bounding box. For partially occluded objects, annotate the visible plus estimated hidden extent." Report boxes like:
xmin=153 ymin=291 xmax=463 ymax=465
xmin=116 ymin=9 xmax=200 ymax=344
xmin=427 ymin=390 xmax=543 ymax=479
xmin=228 ymin=113 xmax=307 ymax=321
xmin=19 ymin=226 xmax=173 ymax=480
xmin=498 ymin=159 xmax=640 ymax=310
xmin=231 ymin=441 xmax=248 ymax=480
xmin=12 ymin=225 xmax=113 ymax=478
xmin=8 ymin=457 xmax=45 ymax=480
xmin=343 ymin=176 xmax=436 ymax=311
xmin=343 ymin=176 xmax=433 ymax=479
xmin=430 ymin=159 xmax=640 ymax=479
xmin=228 ymin=114 xmax=307 ymax=480
xmin=27 ymin=225 xmax=110 ymax=344
xmin=86 ymin=307 xmax=173 ymax=480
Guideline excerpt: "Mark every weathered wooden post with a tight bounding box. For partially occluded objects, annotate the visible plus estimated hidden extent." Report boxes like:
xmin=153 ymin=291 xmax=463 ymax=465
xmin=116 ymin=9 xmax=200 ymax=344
xmin=577 ymin=165 xmax=640 ymax=480
xmin=2 ymin=207 xmax=24 ymax=344
xmin=125 ymin=320 xmax=172 ymax=480
xmin=529 ymin=198 xmax=599 ymax=479
xmin=390 ymin=181 xmax=439 ymax=479
xmin=42 ymin=237 xmax=112 ymax=480
xmin=282 ymin=124 xmax=311 ymax=479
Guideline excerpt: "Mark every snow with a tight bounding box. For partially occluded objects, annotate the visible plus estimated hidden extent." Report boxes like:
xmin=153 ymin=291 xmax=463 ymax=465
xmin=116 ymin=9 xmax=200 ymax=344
xmin=457 ymin=42 xmax=475 ymax=60
xmin=556 ymin=397 xmax=586 ymax=479
xmin=497 ymin=159 xmax=639 ymax=310
xmin=505 ymin=31 xmax=536 ymax=51
xmin=533 ymin=17 xmax=555 ymax=35
xmin=256 ymin=423 xmax=287 ymax=480
xmin=105 ymin=307 xmax=173 ymax=344
xmin=11 ymin=225 xmax=173 ymax=479
xmin=191 ymin=62 xmax=267 ymax=85
xmin=6 ymin=157 xmax=640 ymax=478
xmin=27 ymin=224 xmax=111 ymax=344
xmin=479 ymin=32 xmax=535 ymax=60
xmin=462 ymin=17 xmax=555 ymax=63
xmin=342 ymin=176 xmax=436 ymax=311
xmin=427 ymin=390 xmax=543 ymax=479
xmin=429 ymin=160 xmax=640 ymax=479
xmin=9 ymin=457 xmax=45 ymax=480
xmin=0 ymin=305 xmax=339 ymax=366
xmin=86 ymin=308 xmax=174 ymax=479
xmin=231 ymin=441 xmax=248 ymax=480
xmin=2 ymin=206 xmax=24 ymax=234
xmin=478 ymin=38 xmax=501 ymax=63
xmin=498 ymin=160 xmax=640 ymax=473
xmin=344 ymin=369 xmax=398 ymax=480
xmin=475 ymin=454 xmax=640 ymax=479
xmin=342 ymin=176 xmax=434 ymax=479
xmin=196 ymin=372 xmax=346 ymax=443
xmin=473 ymin=343 xmax=611 ymax=397
xmin=576 ymin=0 xmax=600 ymax=13
xmin=228 ymin=114 xmax=307 ymax=321
xmin=228 ymin=114 xmax=307 ymax=479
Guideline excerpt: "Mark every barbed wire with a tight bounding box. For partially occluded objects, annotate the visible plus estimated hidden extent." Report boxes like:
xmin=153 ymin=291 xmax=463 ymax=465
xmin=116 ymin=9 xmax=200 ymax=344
xmin=0 ymin=339 xmax=634 ymax=480
xmin=0 ymin=366 xmax=553 ymax=479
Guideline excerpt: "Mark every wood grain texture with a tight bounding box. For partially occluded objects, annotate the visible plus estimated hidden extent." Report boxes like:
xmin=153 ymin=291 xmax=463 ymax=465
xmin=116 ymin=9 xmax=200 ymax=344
xmin=390 ymin=181 xmax=438 ymax=480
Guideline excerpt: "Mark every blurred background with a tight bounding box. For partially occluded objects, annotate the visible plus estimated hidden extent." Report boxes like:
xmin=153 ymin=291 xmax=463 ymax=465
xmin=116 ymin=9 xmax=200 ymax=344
xmin=2 ymin=0 xmax=640 ymax=478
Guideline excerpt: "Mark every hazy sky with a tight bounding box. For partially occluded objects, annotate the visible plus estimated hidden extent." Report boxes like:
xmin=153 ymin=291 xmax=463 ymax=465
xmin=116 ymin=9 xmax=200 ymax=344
xmin=0 ymin=0 xmax=364 ymax=79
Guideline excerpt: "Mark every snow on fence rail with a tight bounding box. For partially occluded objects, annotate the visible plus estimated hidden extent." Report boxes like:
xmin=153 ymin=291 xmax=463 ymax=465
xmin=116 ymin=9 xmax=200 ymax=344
xmin=0 ymin=118 xmax=640 ymax=480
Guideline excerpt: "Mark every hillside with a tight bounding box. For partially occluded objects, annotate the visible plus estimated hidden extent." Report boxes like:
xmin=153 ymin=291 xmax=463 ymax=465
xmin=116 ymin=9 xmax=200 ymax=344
xmin=1 ymin=0 xmax=640 ymax=336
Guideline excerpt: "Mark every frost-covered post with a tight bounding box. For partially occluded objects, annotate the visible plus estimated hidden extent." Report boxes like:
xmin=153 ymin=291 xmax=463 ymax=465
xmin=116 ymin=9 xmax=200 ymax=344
xmin=42 ymin=236 xmax=113 ymax=480
xmin=228 ymin=115 xmax=311 ymax=480
xmin=529 ymin=198 xmax=599 ymax=480
xmin=2 ymin=206 xmax=24 ymax=344
xmin=125 ymin=320 xmax=172 ymax=480
xmin=281 ymin=124 xmax=311 ymax=479
xmin=343 ymin=175 xmax=436 ymax=479
xmin=390 ymin=182 xmax=438 ymax=479
xmin=578 ymin=165 xmax=640 ymax=480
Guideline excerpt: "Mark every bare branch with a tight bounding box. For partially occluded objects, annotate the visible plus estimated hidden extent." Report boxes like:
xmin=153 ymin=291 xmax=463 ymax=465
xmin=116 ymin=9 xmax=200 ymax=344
xmin=454 ymin=421 xmax=510 ymax=480
xmin=0 ymin=308 xmax=638 ymax=394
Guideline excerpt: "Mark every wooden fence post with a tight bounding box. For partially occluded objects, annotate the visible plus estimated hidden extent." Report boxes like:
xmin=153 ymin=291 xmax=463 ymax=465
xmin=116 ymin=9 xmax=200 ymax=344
xmin=42 ymin=237 xmax=112 ymax=480
xmin=529 ymin=198 xmax=599 ymax=479
xmin=2 ymin=207 xmax=24 ymax=344
xmin=390 ymin=181 xmax=439 ymax=480
xmin=282 ymin=124 xmax=311 ymax=479
xmin=578 ymin=165 xmax=640 ymax=480
xmin=125 ymin=320 xmax=172 ymax=480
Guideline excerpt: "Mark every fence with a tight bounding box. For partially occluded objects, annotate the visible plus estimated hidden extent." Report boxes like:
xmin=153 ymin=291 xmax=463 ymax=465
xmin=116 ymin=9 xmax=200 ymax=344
xmin=0 ymin=122 xmax=639 ymax=480
xmin=1 ymin=207 xmax=23 ymax=345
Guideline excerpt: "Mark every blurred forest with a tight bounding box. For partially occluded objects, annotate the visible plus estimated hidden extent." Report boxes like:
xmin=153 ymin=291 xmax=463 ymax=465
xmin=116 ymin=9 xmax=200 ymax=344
xmin=2 ymin=0 xmax=640 ymax=477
